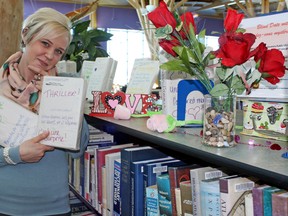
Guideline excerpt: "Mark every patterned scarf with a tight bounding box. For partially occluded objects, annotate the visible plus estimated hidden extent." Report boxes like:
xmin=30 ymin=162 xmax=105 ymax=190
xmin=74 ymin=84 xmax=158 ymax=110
xmin=0 ymin=52 xmax=41 ymax=113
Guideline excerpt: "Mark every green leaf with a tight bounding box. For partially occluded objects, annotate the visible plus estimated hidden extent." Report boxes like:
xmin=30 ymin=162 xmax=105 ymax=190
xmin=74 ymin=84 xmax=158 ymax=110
xmin=231 ymin=76 xmax=246 ymax=94
xmin=155 ymin=25 xmax=173 ymax=39
xmin=73 ymin=20 xmax=90 ymax=34
xmin=160 ymin=59 xmax=189 ymax=73
xmin=88 ymin=29 xmax=113 ymax=42
xmin=210 ymin=83 xmax=229 ymax=96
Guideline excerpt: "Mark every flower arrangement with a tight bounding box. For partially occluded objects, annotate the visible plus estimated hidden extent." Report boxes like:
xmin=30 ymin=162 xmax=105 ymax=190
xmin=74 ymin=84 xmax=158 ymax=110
xmin=147 ymin=1 xmax=287 ymax=97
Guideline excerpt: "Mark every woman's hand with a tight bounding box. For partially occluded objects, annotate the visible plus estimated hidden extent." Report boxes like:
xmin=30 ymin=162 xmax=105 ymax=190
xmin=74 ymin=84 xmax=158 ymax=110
xmin=19 ymin=131 xmax=55 ymax=163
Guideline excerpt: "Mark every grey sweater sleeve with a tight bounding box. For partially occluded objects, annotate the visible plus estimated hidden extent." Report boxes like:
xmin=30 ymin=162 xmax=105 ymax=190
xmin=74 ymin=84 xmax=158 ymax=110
xmin=0 ymin=146 xmax=23 ymax=167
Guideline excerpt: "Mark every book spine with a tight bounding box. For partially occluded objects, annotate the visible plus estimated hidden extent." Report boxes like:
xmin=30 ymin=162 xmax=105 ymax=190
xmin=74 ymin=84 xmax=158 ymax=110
xmin=252 ymin=186 xmax=268 ymax=216
xmin=272 ymin=192 xmax=288 ymax=216
xmin=190 ymin=170 xmax=202 ymax=216
xmin=263 ymin=187 xmax=281 ymax=216
xmin=120 ymin=149 xmax=133 ymax=216
xmin=113 ymin=160 xmax=121 ymax=216
xmin=157 ymin=174 xmax=173 ymax=216
xmin=180 ymin=181 xmax=193 ymax=216
xmin=131 ymin=163 xmax=145 ymax=216
xmin=146 ymin=186 xmax=159 ymax=216
xmin=200 ymin=180 xmax=221 ymax=216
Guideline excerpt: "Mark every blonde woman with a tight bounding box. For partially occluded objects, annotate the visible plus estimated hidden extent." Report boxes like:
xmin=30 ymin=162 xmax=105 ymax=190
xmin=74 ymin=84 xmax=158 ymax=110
xmin=0 ymin=8 xmax=89 ymax=216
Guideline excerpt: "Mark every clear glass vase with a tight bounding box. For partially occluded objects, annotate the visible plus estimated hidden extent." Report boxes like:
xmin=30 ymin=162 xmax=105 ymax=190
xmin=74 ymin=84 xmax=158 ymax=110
xmin=202 ymin=95 xmax=236 ymax=147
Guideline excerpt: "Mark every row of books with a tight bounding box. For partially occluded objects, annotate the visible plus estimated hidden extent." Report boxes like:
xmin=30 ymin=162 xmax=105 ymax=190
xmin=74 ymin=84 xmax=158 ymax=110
xmin=69 ymin=132 xmax=288 ymax=216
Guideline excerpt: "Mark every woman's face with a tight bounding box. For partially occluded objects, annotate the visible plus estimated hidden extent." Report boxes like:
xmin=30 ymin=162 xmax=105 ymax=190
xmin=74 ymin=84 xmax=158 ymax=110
xmin=24 ymin=33 xmax=69 ymax=71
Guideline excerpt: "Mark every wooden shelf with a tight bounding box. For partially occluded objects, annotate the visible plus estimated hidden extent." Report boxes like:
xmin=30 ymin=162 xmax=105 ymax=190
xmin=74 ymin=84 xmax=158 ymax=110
xmin=85 ymin=114 xmax=288 ymax=190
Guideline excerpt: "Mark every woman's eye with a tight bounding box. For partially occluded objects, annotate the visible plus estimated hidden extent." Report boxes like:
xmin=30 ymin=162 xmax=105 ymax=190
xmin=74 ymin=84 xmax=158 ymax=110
xmin=42 ymin=41 xmax=49 ymax=47
xmin=56 ymin=49 xmax=63 ymax=55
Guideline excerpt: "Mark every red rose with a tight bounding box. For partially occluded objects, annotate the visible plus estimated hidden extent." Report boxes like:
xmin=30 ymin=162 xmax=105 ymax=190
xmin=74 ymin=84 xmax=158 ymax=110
xmin=253 ymin=42 xmax=267 ymax=62
xmin=224 ymin=9 xmax=244 ymax=32
xmin=256 ymin=49 xmax=286 ymax=84
xmin=180 ymin=12 xmax=196 ymax=37
xmin=159 ymin=38 xmax=180 ymax=57
xmin=147 ymin=1 xmax=177 ymax=29
xmin=214 ymin=32 xmax=256 ymax=67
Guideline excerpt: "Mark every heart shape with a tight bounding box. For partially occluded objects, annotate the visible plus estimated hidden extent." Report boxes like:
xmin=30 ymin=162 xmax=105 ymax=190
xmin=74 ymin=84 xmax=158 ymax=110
xmin=101 ymin=91 xmax=126 ymax=111
xmin=187 ymin=106 xmax=201 ymax=119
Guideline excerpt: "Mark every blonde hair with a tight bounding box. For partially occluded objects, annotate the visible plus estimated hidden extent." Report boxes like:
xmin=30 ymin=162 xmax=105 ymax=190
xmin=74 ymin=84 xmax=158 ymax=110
xmin=22 ymin=8 xmax=71 ymax=48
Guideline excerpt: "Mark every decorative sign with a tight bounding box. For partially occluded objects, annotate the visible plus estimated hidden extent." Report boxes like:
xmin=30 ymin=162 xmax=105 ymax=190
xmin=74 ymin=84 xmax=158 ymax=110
xmin=126 ymin=58 xmax=159 ymax=94
xmin=89 ymin=91 xmax=159 ymax=117
xmin=240 ymin=12 xmax=288 ymax=98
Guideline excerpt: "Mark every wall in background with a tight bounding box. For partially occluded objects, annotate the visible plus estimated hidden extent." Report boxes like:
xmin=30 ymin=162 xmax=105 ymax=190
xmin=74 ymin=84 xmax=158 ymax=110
xmin=23 ymin=0 xmax=223 ymax=35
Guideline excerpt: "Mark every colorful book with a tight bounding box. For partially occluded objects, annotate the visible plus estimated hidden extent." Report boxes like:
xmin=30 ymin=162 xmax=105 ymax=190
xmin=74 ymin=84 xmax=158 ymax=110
xmin=180 ymin=180 xmax=193 ymax=216
xmin=131 ymin=156 xmax=173 ymax=216
xmin=168 ymin=164 xmax=200 ymax=216
xmin=263 ymin=186 xmax=282 ymax=216
xmin=252 ymin=184 xmax=271 ymax=216
xmin=175 ymin=187 xmax=182 ymax=216
xmin=219 ymin=176 xmax=255 ymax=216
xmin=143 ymin=159 xmax=186 ymax=188
xmin=143 ymin=159 xmax=186 ymax=216
xmin=120 ymin=146 xmax=169 ymax=216
xmin=272 ymin=191 xmax=288 ymax=216
xmin=112 ymin=159 xmax=121 ymax=216
xmin=245 ymin=193 xmax=254 ymax=216
xmin=105 ymin=152 xmax=121 ymax=216
xmin=38 ymin=76 xmax=86 ymax=150
xmin=190 ymin=166 xmax=225 ymax=216
xmin=200 ymin=178 xmax=221 ymax=216
xmin=96 ymin=143 xmax=134 ymax=213
xmin=146 ymin=185 xmax=159 ymax=216
xmin=157 ymin=173 xmax=172 ymax=216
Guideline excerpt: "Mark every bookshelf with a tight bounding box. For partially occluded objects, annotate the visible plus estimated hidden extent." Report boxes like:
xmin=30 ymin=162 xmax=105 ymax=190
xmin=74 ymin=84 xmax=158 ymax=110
xmin=85 ymin=114 xmax=288 ymax=190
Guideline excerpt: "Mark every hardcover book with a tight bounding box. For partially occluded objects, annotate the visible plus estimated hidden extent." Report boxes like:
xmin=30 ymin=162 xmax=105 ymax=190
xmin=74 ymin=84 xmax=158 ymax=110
xmin=168 ymin=164 xmax=200 ymax=216
xmin=120 ymin=146 xmax=169 ymax=216
xmin=96 ymin=143 xmax=134 ymax=213
xmin=175 ymin=187 xmax=182 ymax=216
xmin=143 ymin=159 xmax=186 ymax=188
xmin=180 ymin=180 xmax=193 ymax=216
xmin=157 ymin=173 xmax=173 ymax=216
xmin=38 ymin=76 xmax=86 ymax=150
xmin=105 ymin=152 xmax=121 ymax=216
xmin=200 ymin=178 xmax=221 ymax=216
xmin=146 ymin=185 xmax=159 ymax=216
xmin=245 ymin=193 xmax=254 ymax=216
xmin=272 ymin=191 xmax=288 ymax=216
xmin=252 ymin=184 xmax=271 ymax=216
xmin=219 ymin=176 xmax=255 ymax=216
xmin=263 ymin=186 xmax=282 ymax=216
xmin=131 ymin=156 xmax=173 ymax=216
xmin=190 ymin=166 xmax=225 ymax=216
xmin=112 ymin=159 xmax=121 ymax=216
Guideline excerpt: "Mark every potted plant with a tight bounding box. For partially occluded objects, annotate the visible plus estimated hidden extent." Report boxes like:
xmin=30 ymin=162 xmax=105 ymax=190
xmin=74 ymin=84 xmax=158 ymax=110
xmin=63 ymin=19 xmax=113 ymax=72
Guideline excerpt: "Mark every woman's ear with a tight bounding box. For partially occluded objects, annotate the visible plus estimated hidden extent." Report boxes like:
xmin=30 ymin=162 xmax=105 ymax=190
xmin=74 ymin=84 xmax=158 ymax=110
xmin=21 ymin=27 xmax=29 ymax=47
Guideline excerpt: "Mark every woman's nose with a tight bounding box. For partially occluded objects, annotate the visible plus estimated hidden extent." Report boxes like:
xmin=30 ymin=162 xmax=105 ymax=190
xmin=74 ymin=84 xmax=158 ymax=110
xmin=45 ymin=49 xmax=54 ymax=60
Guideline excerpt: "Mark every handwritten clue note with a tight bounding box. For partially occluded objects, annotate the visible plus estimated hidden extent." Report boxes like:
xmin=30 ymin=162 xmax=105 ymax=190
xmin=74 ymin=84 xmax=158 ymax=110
xmin=38 ymin=76 xmax=86 ymax=150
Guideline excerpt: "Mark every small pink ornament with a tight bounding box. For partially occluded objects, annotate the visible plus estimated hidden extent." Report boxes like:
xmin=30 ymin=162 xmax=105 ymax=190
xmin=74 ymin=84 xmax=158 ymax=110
xmin=114 ymin=104 xmax=131 ymax=120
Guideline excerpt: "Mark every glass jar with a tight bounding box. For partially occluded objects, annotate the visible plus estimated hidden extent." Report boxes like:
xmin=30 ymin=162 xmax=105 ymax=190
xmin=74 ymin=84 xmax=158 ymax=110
xmin=202 ymin=95 xmax=236 ymax=147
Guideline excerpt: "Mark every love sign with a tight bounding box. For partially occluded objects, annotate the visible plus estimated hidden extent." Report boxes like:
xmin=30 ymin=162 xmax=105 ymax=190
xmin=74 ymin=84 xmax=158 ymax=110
xmin=89 ymin=91 xmax=160 ymax=117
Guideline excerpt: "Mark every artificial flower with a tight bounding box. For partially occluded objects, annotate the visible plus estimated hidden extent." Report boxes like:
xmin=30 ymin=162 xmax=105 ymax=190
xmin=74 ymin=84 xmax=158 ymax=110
xmin=147 ymin=2 xmax=287 ymax=97
xmin=214 ymin=32 xmax=256 ymax=67
xmin=147 ymin=1 xmax=177 ymax=29
xmin=224 ymin=8 xmax=244 ymax=32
